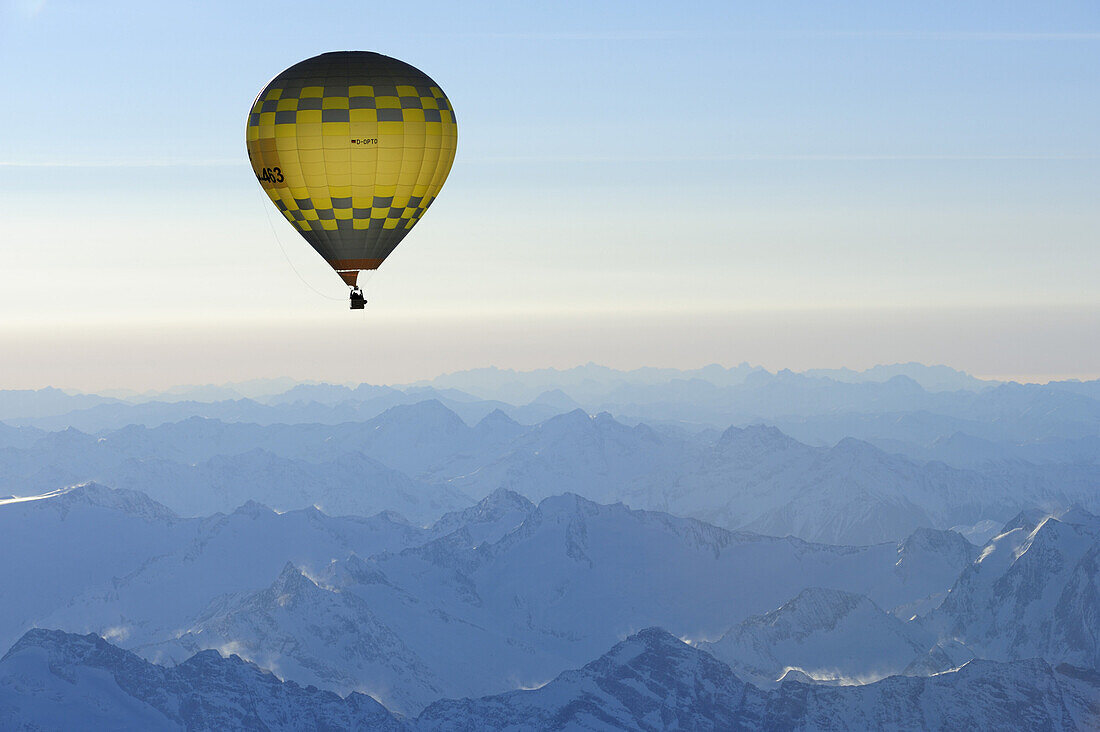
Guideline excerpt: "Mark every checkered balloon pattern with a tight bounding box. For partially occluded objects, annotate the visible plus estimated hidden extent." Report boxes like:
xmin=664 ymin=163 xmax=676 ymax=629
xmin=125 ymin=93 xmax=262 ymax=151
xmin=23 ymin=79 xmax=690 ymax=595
xmin=247 ymin=51 xmax=458 ymax=282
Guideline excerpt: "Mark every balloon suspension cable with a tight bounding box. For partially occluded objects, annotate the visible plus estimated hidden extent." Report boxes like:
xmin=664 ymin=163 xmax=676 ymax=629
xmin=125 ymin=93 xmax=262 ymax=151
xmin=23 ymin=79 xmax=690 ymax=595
xmin=255 ymin=188 xmax=343 ymax=301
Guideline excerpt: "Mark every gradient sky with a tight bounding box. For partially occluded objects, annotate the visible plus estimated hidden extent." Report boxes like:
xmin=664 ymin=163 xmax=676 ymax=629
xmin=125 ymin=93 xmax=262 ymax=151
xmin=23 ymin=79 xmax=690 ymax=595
xmin=1 ymin=1 xmax=1097 ymax=389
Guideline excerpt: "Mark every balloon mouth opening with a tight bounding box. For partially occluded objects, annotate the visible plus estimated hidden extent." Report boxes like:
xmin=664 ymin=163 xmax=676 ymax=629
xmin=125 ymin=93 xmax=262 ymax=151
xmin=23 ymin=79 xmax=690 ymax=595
xmin=330 ymin=259 xmax=383 ymax=287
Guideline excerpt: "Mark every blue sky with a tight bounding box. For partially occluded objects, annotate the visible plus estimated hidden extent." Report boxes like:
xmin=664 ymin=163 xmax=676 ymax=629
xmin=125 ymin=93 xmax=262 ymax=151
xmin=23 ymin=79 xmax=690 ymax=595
xmin=0 ymin=1 xmax=1097 ymax=388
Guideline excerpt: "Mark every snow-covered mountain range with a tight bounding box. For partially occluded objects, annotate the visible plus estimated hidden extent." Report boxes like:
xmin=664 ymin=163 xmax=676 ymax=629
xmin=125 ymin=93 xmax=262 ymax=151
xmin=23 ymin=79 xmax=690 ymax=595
xmin=0 ymin=483 xmax=429 ymax=653
xmin=6 ymin=481 xmax=1098 ymax=723
xmin=2 ymin=399 xmax=1095 ymax=546
xmin=4 ymin=628 xmax=1096 ymax=731
xmin=1 ymin=364 xmax=1098 ymax=729
xmin=4 ymin=363 xmax=1098 ymax=447
xmin=0 ymin=484 xmax=970 ymax=712
xmin=425 ymin=627 xmax=1100 ymax=731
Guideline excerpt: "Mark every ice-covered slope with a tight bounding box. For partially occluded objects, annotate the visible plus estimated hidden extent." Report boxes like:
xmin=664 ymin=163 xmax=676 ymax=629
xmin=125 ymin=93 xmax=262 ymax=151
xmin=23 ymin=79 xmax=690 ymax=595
xmin=699 ymin=588 xmax=934 ymax=686
xmin=0 ymin=479 xmax=977 ymax=716
xmin=297 ymin=496 xmax=972 ymax=709
xmin=927 ymin=507 xmax=1100 ymax=670
xmin=106 ymin=493 xmax=968 ymax=714
xmin=418 ymin=628 xmax=1097 ymax=731
xmin=890 ymin=526 xmax=980 ymax=617
xmin=27 ymin=498 xmax=433 ymax=651
xmin=3 ymin=484 xmax=1094 ymax=727
xmin=0 ymin=483 xmax=198 ymax=652
xmin=144 ymin=563 xmax=443 ymax=715
xmin=428 ymin=488 xmax=537 ymax=546
xmin=0 ymin=629 xmax=404 ymax=731
xmin=419 ymin=627 xmax=757 ymax=731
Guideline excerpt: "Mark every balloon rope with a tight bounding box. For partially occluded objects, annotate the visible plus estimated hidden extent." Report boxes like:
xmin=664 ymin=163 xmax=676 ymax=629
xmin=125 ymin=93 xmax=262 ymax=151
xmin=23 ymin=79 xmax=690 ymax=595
xmin=256 ymin=188 xmax=345 ymax=301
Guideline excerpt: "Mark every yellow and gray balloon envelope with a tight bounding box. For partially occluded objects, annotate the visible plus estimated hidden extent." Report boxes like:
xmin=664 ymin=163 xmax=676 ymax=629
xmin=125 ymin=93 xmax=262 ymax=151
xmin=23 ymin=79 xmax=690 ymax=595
xmin=247 ymin=51 xmax=458 ymax=286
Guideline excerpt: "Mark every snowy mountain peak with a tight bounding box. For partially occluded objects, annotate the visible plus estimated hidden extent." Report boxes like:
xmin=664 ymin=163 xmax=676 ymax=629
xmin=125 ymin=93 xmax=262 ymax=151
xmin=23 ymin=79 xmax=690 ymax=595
xmin=39 ymin=426 xmax=94 ymax=448
xmin=775 ymin=667 xmax=823 ymax=684
xmin=420 ymin=626 xmax=1100 ymax=730
xmin=898 ymin=527 xmax=978 ymax=570
xmin=613 ymin=626 xmax=693 ymax=656
xmin=534 ymin=492 xmax=606 ymax=522
xmin=1 ymin=628 xmax=405 ymax=730
xmin=325 ymin=553 xmax=393 ymax=588
xmin=1000 ymin=507 xmax=1053 ymax=536
xmin=12 ymin=482 xmax=180 ymax=523
xmin=1022 ymin=516 xmax=1092 ymax=557
xmin=479 ymin=487 xmax=536 ymax=512
xmin=429 ymin=488 xmax=537 ymax=546
xmin=1 ymin=628 xmax=105 ymax=667
xmin=230 ymin=499 xmax=276 ymax=519
xmin=763 ymin=587 xmax=869 ymax=627
xmin=902 ymin=526 xmax=971 ymax=551
xmin=456 ymin=488 xmax=537 ymax=528
xmin=267 ymin=562 xmax=318 ymax=599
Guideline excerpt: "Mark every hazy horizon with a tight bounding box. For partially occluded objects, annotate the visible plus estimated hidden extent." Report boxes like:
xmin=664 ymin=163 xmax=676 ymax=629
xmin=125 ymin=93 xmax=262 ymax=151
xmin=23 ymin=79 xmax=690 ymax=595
xmin=4 ymin=348 xmax=1096 ymax=395
xmin=2 ymin=1 xmax=1097 ymax=391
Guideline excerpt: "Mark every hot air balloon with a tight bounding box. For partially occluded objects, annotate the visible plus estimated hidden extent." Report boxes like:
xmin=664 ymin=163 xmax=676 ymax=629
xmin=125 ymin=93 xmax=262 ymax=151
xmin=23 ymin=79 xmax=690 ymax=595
xmin=246 ymin=51 xmax=458 ymax=309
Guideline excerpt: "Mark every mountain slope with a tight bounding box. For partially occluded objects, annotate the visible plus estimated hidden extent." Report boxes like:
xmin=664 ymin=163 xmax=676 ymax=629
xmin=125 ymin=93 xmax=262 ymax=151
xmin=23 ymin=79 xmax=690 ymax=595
xmin=452 ymin=412 xmax=1092 ymax=545
xmin=699 ymin=588 xmax=934 ymax=686
xmin=927 ymin=507 xmax=1100 ymax=670
xmin=428 ymin=488 xmax=537 ymax=546
xmin=145 ymin=563 xmax=443 ymax=715
xmin=448 ymin=409 xmax=694 ymax=505
xmin=418 ymin=628 xmax=1096 ymax=731
xmin=305 ymin=495 xmax=972 ymax=709
xmin=33 ymin=498 xmax=433 ymax=651
xmin=0 ymin=629 xmax=404 ymax=731
xmin=5 ymin=628 xmax=1095 ymax=731
xmin=0 ymin=483 xmax=198 ymax=652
